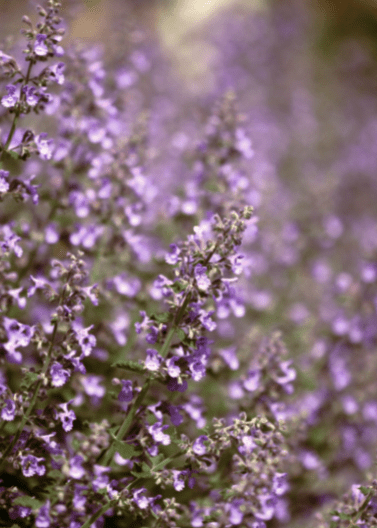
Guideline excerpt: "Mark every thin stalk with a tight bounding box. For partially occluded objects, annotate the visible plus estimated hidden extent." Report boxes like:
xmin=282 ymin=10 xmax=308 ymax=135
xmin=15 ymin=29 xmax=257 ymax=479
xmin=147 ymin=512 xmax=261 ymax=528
xmin=79 ymin=500 xmax=117 ymax=528
xmin=0 ymin=320 xmax=58 ymax=471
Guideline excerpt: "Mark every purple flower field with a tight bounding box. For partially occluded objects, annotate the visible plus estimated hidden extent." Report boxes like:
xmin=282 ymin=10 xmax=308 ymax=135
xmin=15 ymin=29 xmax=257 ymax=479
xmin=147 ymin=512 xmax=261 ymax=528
xmin=1 ymin=1 xmax=377 ymax=526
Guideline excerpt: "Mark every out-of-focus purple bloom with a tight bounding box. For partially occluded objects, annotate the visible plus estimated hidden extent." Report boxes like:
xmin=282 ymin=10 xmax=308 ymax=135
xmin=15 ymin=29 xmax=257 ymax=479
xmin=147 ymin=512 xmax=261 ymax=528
xmin=192 ymin=435 xmax=208 ymax=456
xmin=118 ymin=379 xmax=133 ymax=402
xmin=50 ymin=362 xmax=70 ymax=387
xmin=165 ymin=243 xmax=181 ymax=265
xmin=1 ymin=399 xmax=16 ymax=421
xmin=168 ymin=404 xmax=184 ymax=426
xmin=81 ymin=374 xmax=105 ymax=399
xmin=255 ymin=494 xmax=277 ymax=521
xmin=219 ymin=347 xmax=239 ymax=370
xmin=70 ymin=455 xmax=85 ymax=479
xmin=274 ymin=360 xmax=296 ymax=385
xmin=34 ymin=34 xmax=49 ymax=56
xmin=227 ymin=498 xmax=244 ymax=525
xmin=72 ymin=324 xmax=96 ymax=357
xmin=35 ymin=133 xmax=54 ymax=160
xmin=145 ymin=348 xmax=163 ymax=371
xmin=148 ymin=421 xmax=171 ymax=445
xmin=273 ymin=472 xmax=289 ymax=496
xmin=56 ymin=401 xmax=76 ymax=432
xmin=48 ymin=62 xmax=65 ymax=84
xmin=0 ymin=170 xmax=9 ymax=193
xmin=166 ymin=356 xmax=181 ymax=378
xmin=243 ymin=369 xmax=261 ymax=392
xmin=1 ymin=84 xmax=18 ymax=108
xmin=35 ymin=500 xmax=50 ymax=528
xmin=133 ymin=488 xmax=149 ymax=509
xmin=194 ymin=264 xmax=211 ymax=292
xmin=238 ymin=435 xmax=256 ymax=456
xmin=21 ymin=454 xmax=46 ymax=477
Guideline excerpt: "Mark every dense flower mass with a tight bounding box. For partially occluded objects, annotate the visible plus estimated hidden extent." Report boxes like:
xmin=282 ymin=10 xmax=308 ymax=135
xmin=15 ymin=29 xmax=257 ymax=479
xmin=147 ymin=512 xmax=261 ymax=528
xmin=0 ymin=0 xmax=377 ymax=527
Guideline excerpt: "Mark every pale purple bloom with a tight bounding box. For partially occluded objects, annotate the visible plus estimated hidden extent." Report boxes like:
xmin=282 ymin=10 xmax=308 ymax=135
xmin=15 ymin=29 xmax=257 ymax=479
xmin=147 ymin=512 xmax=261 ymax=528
xmin=73 ymin=324 xmax=96 ymax=357
xmin=243 ymin=369 xmax=261 ymax=392
xmin=133 ymin=488 xmax=149 ymax=509
xmin=35 ymin=500 xmax=50 ymax=528
xmin=50 ymin=362 xmax=70 ymax=387
xmin=118 ymin=379 xmax=133 ymax=402
xmin=189 ymin=360 xmax=206 ymax=381
xmin=56 ymin=401 xmax=76 ymax=432
xmin=22 ymin=85 xmax=39 ymax=106
xmin=192 ymin=435 xmax=208 ymax=456
xmin=1 ymin=224 xmax=23 ymax=257
xmin=172 ymin=470 xmax=186 ymax=491
xmin=165 ymin=243 xmax=181 ymax=265
xmin=194 ymin=264 xmax=211 ymax=292
xmin=168 ymin=404 xmax=183 ymax=426
xmin=1 ymin=84 xmax=18 ymax=108
xmin=198 ymin=309 xmax=217 ymax=332
xmin=112 ymin=273 xmax=141 ymax=297
xmin=81 ymin=374 xmax=105 ymax=398
xmin=69 ymin=455 xmax=85 ymax=479
xmin=48 ymin=62 xmax=65 ymax=84
xmin=272 ymin=472 xmax=289 ymax=496
xmin=34 ymin=34 xmax=49 ymax=56
xmin=219 ymin=347 xmax=239 ymax=370
xmin=148 ymin=421 xmax=171 ymax=445
xmin=1 ymin=399 xmax=16 ymax=421
xmin=166 ymin=356 xmax=181 ymax=378
xmin=35 ymin=133 xmax=54 ymax=160
xmin=238 ymin=435 xmax=256 ymax=455
xmin=255 ymin=494 xmax=277 ymax=521
xmin=227 ymin=498 xmax=244 ymax=525
xmin=274 ymin=360 xmax=296 ymax=385
xmin=0 ymin=170 xmax=9 ymax=193
xmin=21 ymin=454 xmax=46 ymax=477
xmin=145 ymin=348 xmax=163 ymax=371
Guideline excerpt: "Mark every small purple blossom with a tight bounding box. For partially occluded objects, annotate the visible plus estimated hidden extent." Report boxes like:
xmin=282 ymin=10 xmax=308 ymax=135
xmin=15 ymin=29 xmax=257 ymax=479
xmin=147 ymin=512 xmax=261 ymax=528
xmin=48 ymin=61 xmax=65 ymax=84
xmin=21 ymin=454 xmax=46 ymax=477
xmin=1 ymin=84 xmax=18 ymax=108
xmin=1 ymin=399 xmax=16 ymax=421
xmin=0 ymin=170 xmax=10 ymax=193
xmin=50 ymin=362 xmax=70 ymax=387
xmin=56 ymin=401 xmax=76 ymax=432
xmin=35 ymin=132 xmax=54 ymax=160
xmin=133 ymin=488 xmax=149 ymax=509
xmin=70 ymin=455 xmax=85 ymax=479
xmin=148 ymin=421 xmax=171 ymax=445
xmin=166 ymin=356 xmax=181 ymax=377
xmin=194 ymin=264 xmax=211 ymax=292
xmin=35 ymin=500 xmax=50 ymax=528
xmin=34 ymin=34 xmax=49 ymax=56
xmin=192 ymin=435 xmax=208 ymax=456
xmin=22 ymin=85 xmax=39 ymax=106
xmin=243 ymin=370 xmax=261 ymax=392
xmin=145 ymin=348 xmax=163 ymax=371
xmin=118 ymin=379 xmax=133 ymax=402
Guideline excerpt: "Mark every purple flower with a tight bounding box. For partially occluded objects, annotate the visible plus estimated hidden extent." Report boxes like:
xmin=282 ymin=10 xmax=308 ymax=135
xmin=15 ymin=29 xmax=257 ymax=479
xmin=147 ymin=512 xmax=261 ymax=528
xmin=0 ymin=170 xmax=10 ymax=193
xmin=227 ymin=498 xmax=244 ymax=525
xmin=194 ymin=264 xmax=211 ymax=292
xmin=9 ymin=505 xmax=31 ymax=520
xmin=1 ymin=399 xmax=16 ymax=421
xmin=168 ymin=404 xmax=184 ymax=426
xmin=35 ymin=500 xmax=50 ymax=528
xmin=34 ymin=34 xmax=49 ymax=56
xmin=167 ymin=377 xmax=188 ymax=393
xmin=56 ymin=401 xmax=76 ymax=432
xmin=272 ymin=472 xmax=289 ymax=496
xmin=255 ymin=494 xmax=277 ymax=521
xmin=166 ymin=356 xmax=181 ymax=378
xmin=22 ymin=85 xmax=39 ymax=106
xmin=70 ymin=455 xmax=85 ymax=479
xmin=189 ymin=359 xmax=206 ymax=382
xmin=81 ymin=374 xmax=105 ymax=399
xmin=243 ymin=369 xmax=261 ymax=392
xmin=50 ymin=362 xmax=70 ymax=387
xmin=192 ymin=435 xmax=208 ymax=456
xmin=172 ymin=469 xmax=186 ymax=491
xmin=1 ymin=84 xmax=18 ymax=108
xmin=48 ymin=62 xmax=65 ymax=84
xmin=145 ymin=348 xmax=163 ymax=371
xmin=219 ymin=347 xmax=239 ymax=370
xmin=73 ymin=324 xmax=96 ymax=357
xmin=165 ymin=243 xmax=181 ymax=265
xmin=148 ymin=421 xmax=171 ymax=445
xmin=274 ymin=360 xmax=296 ymax=385
xmin=35 ymin=133 xmax=54 ymax=160
xmin=238 ymin=435 xmax=256 ymax=456
xmin=133 ymin=488 xmax=149 ymax=509
xmin=21 ymin=454 xmax=46 ymax=477
xmin=118 ymin=379 xmax=133 ymax=402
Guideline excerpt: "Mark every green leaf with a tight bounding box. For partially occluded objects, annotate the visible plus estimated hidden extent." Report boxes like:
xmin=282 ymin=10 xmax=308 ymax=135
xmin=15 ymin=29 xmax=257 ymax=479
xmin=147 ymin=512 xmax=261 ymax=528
xmin=6 ymin=150 xmax=20 ymax=160
xmin=20 ymin=371 xmax=39 ymax=389
xmin=109 ymin=436 xmax=141 ymax=459
xmin=153 ymin=312 xmax=171 ymax=323
xmin=112 ymin=360 xmax=145 ymax=373
xmin=13 ymin=496 xmax=43 ymax=509
xmin=130 ymin=469 xmax=152 ymax=479
xmin=359 ymin=486 xmax=371 ymax=496
xmin=175 ymin=328 xmax=186 ymax=342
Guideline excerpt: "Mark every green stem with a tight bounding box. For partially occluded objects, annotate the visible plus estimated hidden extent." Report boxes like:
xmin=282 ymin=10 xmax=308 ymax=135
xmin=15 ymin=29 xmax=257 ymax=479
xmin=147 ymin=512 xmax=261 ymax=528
xmin=0 ymin=320 xmax=58 ymax=471
xmin=79 ymin=500 xmax=116 ymax=528
xmin=101 ymin=379 xmax=151 ymax=467
xmin=349 ymin=489 xmax=374 ymax=527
